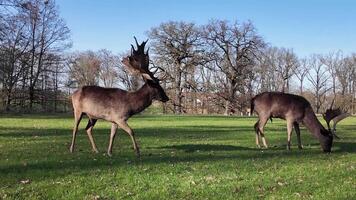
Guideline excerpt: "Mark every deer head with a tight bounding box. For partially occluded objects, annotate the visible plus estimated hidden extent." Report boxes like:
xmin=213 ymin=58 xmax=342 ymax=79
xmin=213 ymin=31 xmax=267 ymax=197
xmin=122 ymin=37 xmax=169 ymax=102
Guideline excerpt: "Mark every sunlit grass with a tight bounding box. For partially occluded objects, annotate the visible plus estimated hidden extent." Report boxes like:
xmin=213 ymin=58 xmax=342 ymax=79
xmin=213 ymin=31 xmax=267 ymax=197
xmin=0 ymin=114 xmax=355 ymax=199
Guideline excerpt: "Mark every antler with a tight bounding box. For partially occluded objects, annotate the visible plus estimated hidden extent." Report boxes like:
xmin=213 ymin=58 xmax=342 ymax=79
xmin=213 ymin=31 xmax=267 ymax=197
xmin=323 ymin=107 xmax=350 ymax=139
xmin=122 ymin=37 xmax=155 ymax=81
xmin=150 ymin=61 xmax=168 ymax=81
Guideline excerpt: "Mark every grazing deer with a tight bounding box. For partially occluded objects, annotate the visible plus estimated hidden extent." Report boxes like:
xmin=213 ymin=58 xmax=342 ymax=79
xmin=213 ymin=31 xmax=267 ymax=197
xmin=322 ymin=99 xmax=351 ymax=139
xmin=70 ymin=37 xmax=169 ymax=157
xmin=250 ymin=92 xmax=333 ymax=152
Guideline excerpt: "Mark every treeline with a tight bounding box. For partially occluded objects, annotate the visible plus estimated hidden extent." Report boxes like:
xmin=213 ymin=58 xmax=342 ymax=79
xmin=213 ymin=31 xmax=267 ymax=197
xmin=0 ymin=0 xmax=70 ymax=112
xmin=1 ymin=0 xmax=355 ymax=114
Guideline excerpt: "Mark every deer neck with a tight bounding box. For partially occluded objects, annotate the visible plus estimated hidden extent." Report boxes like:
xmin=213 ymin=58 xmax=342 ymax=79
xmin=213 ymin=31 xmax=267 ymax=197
xmin=129 ymin=83 xmax=154 ymax=115
xmin=303 ymin=107 xmax=327 ymax=139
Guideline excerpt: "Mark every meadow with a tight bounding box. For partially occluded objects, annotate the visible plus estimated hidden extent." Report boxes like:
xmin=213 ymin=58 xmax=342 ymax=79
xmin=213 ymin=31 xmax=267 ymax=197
xmin=0 ymin=114 xmax=355 ymax=199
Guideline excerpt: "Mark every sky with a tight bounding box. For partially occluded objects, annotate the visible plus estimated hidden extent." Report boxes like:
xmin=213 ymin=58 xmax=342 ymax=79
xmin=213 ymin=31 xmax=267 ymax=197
xmin=57 ymin=0 xmax=356 ymax=57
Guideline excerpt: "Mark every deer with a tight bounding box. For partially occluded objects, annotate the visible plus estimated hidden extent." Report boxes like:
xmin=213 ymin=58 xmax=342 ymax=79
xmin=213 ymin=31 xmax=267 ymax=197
xmin=250 ymin=92 xmax=333 ymax=152
xmin=322 ymin=99 xmax=351 ymax=139
xmin=69 ymin=37 xmax=169 ymax=157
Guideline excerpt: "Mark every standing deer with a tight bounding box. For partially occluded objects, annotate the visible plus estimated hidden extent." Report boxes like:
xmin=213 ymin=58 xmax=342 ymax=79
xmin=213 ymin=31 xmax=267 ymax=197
xmin=70 ymin=37 xmax=169 ymax=157
xmin=251 ymin=92 xmax=333 ymax=152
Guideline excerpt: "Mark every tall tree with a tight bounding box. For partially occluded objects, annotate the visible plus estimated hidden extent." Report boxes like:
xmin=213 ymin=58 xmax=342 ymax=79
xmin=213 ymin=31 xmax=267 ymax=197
xmin=148 ymin=21 xmax=204 ymax=114
xmin=321 ymin=51 xmax=343 ymax=97
xmin=307 ymin=55 xmax=330 ymax=113
xmin=202 ymin=19 xmax=265 ymax=115
xmin=97 ymin=49 xmax=119 ymax=87
xmin=0 ymin=11 xmax=29 ymax=111
xmin=294 ymin=58 xmax=309 ymax=95
xmin=274 ymin=48 xmax=298 ymax=92
xmin=67 ymin=51 xmax=101 ymax=87
xmin=24 ymin=0 xmax=71 ymax=110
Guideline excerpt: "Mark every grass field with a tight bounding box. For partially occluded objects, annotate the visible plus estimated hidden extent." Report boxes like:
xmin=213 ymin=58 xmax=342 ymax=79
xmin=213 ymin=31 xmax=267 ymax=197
xmin=0 ymin=114 xmax=355 ymax=200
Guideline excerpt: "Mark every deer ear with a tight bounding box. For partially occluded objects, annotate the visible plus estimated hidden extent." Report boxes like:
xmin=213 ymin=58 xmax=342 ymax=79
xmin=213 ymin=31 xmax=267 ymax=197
xmin=122 ymin=57 xmax=129 ymax=65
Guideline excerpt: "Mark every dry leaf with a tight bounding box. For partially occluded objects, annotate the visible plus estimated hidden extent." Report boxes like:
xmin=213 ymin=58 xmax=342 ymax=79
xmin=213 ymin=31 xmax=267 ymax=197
xmin=20 ymin=179 xmax=31 ymax=184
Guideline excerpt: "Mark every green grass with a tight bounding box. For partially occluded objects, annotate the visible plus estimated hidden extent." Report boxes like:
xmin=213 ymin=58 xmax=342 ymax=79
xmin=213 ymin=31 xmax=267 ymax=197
xmin=0 ymin=114 xmax=355 ymax=200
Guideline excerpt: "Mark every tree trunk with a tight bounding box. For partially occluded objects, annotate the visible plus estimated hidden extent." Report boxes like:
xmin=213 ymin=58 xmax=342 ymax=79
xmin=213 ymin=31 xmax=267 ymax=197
xmin=224 ymin=80 xmax=236 ymax=115
xmin=5 ymin=93 xmax=12 ymax=112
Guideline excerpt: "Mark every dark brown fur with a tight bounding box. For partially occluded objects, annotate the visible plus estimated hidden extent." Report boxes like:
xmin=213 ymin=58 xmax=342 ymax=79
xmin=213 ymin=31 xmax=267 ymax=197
xmin=251 ymin=92 xmax=333 ymax=152
xmin=69 ymin=38 xmax=168 ymax=157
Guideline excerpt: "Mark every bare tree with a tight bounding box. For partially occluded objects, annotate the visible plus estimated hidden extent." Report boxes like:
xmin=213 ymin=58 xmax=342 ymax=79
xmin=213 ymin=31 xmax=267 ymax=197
xmin=274 ymin=48 xmax=298 ymax=92
xmin=343 ymin=55 xmax=356 ymax=114
xmin=24 ymin=0 xmax=71 ymax=110
xmin=67 ymin=51 xmax=101 ymax=87
xmin=0 ymin=11 xmax=29 ymax=111
xmin=97 ymin=49 xmax=119 ymax=87
xmin=307 ymin=55 xmax=330 ymax=113
xmin=254 ymin=48 xmax=282 ymax=93
xmin=321 ymin=51 xmax=343 ymax=97
xmin=148 ymin=21 xmax=205 ymax=114
xmin=294 ymin=58 xmax=309 ymax=95
xmin=202 ymin=19 xmax=265 ymax=115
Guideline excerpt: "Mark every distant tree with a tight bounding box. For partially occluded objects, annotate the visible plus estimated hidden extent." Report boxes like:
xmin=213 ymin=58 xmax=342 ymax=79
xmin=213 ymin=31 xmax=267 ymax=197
xmin=307 ymin=55 xmax=330 ymax=113
xmin=254 ymin=48 xmax=275 ymax=92
xmin=23 ymin=0 xmax=70 ymax=110
xmin=202 ymin=19 xmax=265 ymax=115
xmin=1 ymin=0 xmax=70 ymax=112
xmin=0 ymin=12 xmax=29 ymax=111
xmin=294 ymin=58 xmax=309 ymax=95
xmin=148 ymin=21 xmax=205 ymax=114
xmin=97 ymin=49 xmax=119 ymax=87
xmin=274 ymin=48 xmax=298 ymax=92
xmin=67 ymin=51 xmax=101 ymax=87
xmin=321 ymin=51 xmax=343 ymax=97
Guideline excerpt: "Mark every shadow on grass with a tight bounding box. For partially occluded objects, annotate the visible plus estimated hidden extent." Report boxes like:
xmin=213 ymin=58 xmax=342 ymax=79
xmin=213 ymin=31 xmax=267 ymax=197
xmin=333 ymin=141 xmax=356 ymax=153
xmin=158 ymin=144 xmax=260 ymax=152
xmin=0 ymin=126 xmax=239 ymax=138
xmin=0 ymin=125 xmax=289 ymax=139
xmin=1 ymin=141 xmax=354 ymax=175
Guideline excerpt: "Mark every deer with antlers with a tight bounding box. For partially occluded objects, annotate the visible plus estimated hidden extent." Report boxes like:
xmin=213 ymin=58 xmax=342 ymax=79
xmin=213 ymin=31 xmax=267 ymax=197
xmin=251 ymin=92 xmax=334 ymax=152
xmin=69 ymin=37 xmax=169 ymax=157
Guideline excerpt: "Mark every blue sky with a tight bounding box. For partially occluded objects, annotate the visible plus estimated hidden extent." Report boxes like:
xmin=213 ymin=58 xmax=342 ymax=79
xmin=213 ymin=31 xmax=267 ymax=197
xmin=57 ymin=0 xmax=356 ymax=57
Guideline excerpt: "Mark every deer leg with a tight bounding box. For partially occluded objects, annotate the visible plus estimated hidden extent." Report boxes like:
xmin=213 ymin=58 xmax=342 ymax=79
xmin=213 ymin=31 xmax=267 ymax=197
xmin=293 ymin=122 xmax=303 ymax=149
xmin=116 ymin=120 xmax=140 ymax=158
xmin=286 ymin=120 xmax=293 ymax=150
xmin=254 ymin=120 xmax=261 ymax=148
xmin=107 ymin=123 xmax=118 ymax=157
xmin=258 ymin=117 xmax=269 ymax=148
xmin=85 ymin=118 xmax=99 ymax=153
xmin=70 ymin=110 xmax=83 ymax=153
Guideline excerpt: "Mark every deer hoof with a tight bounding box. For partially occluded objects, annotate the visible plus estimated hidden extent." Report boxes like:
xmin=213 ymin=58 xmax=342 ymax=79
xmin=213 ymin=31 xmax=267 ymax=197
xmin=93 ymin=149 xmax=99 ymax=153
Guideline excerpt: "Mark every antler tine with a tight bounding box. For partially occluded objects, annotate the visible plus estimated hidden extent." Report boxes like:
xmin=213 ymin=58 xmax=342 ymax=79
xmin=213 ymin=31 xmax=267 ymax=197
xmin=134 ymin=36 xmax=139 ymax=47
xmin=143 ymin=39 xmax=149 ymax=46
xmin=131 ymin=44 xmax=136 ymax=55
xmin=331 ymin=114 xmax=347 ymax=140
xmin=146 ymin=47 xmax=150 ymax=55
